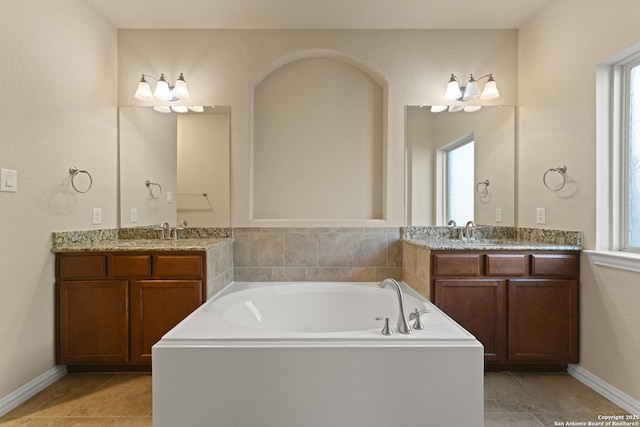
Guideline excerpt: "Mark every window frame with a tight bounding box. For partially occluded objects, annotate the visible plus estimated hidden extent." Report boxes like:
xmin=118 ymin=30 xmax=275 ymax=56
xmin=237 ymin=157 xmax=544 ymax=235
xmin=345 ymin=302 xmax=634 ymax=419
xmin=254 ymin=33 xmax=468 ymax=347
xmin=436 ymin=133 xmax=474 ymax=226
xmin=587 ymin=45 xmax=640 ymax=272
xmin=623 ymin=58 xmax=640 ymax=252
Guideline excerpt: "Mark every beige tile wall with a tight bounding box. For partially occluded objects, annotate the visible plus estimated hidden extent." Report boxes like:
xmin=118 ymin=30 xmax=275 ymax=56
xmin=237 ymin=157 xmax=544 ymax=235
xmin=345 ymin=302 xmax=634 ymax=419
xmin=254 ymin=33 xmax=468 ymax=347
xmin=207 ymin=239 xmax=234 ymax=298
xmin=233 ymin=227 xmax=403 ymax=282
xmin=402 ymin=242 xmax=431 ymax=299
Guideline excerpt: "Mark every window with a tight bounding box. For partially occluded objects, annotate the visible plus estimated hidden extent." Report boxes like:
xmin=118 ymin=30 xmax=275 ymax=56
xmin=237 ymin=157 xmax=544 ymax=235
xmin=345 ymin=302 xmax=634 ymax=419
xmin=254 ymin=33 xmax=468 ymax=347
xmin=444 ymin=136 xmax=474 ymax=225
xmin=627 ymin=63 xmax=640 ymax=250
xmin=589 ymin=45 xmax=640 ymax=271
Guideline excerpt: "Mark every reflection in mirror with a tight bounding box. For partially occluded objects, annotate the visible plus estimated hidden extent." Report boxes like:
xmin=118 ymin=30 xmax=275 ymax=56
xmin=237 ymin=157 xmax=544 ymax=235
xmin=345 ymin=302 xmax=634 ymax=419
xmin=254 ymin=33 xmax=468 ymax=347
xmin=119 ymin=106 xmax=230 ymax=228
xmin=405 ymin=106 xmax=515 ymax=226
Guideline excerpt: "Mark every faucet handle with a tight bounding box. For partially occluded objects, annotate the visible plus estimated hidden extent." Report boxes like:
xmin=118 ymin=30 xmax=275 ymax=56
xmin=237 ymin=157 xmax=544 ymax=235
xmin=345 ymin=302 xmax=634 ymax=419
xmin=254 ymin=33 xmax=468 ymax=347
xmin=375 ymin=316 xmax=393 ymax=336
xmin=170 ymin=226 xmax=185 ymax=241
xmin=408 ymin=308 xmax=430 ymax=330
xmin=154 ymin=223 xmax=168 ymax=239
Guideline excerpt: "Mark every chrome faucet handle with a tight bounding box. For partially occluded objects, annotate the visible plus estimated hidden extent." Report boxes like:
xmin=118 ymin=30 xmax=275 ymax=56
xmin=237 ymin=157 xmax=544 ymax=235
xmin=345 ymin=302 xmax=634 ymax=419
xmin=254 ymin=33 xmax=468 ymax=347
xmin=375 ymin=316 xmax=393 ymax=336
xmin=155 ymin=222 xmax=170 ymax=239
xmin=170 ymin=226 xmax=185 ymax=241
xmin=409 ymin=308 xmax=430 ymax=330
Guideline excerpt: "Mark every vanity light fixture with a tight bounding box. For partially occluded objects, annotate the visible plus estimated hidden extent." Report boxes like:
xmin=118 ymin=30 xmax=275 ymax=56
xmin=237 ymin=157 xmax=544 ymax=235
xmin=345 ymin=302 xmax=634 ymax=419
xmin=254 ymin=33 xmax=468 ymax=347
xmin=443 ymin=73 xmax=500 ymax=102
xmin=134 ymin=73 xmax=190 ymax=101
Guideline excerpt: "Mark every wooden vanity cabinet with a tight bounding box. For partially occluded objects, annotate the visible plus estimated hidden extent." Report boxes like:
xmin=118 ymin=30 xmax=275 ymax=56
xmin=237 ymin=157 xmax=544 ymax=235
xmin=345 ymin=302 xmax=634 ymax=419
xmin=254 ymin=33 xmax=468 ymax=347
xmin=56 ymin=252 xmax=206 ymax=369
xmin=431 ymin=250 xmax=579 ymax=369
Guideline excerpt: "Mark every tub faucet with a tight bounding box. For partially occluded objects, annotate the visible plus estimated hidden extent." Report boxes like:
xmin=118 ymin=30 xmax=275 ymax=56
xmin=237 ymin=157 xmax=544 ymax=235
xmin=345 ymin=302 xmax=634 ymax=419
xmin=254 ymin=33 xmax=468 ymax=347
xmin=378 ymin=278 xmax=411 ymax=334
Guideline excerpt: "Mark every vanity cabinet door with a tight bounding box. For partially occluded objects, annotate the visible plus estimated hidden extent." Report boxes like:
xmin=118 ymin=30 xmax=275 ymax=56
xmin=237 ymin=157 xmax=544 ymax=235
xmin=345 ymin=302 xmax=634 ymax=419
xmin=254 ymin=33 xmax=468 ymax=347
xmin=129 ymin=280 xmax=203 ymax=363
xmin=57 ymin=280 xmax=129 ymax=364
xmin=434 ymin=279 xmax=507 ymax=362
xmin=507 ymin=279 xmax=579 ymax=363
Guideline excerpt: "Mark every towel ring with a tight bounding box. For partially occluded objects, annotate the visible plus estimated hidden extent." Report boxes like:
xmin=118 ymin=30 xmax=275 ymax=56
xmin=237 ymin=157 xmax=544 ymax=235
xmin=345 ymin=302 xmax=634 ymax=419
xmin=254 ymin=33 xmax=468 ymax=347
xmin=69 ymin=166 xmax=93 ymax=193
xmin=476 ymin=180 xmax=490 ymax=198
xmin=145 ymin=180 xmax=162 ymax=199
xmin=543 ymin=165 xmax=567 ymax=191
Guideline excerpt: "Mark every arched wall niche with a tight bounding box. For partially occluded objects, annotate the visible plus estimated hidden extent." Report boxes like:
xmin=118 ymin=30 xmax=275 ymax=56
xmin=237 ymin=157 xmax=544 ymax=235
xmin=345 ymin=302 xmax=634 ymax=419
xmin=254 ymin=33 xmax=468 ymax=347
xmin=251 ymin=50 xmax=387 ymax=220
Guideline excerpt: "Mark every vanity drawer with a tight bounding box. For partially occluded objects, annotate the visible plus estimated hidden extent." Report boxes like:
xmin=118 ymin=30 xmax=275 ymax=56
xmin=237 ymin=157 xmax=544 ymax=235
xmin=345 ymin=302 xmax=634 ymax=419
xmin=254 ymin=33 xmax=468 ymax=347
xmin=58 ymin=255 xmax=106 ymax=279
xmin=485 ymin=254 xmax=526 ymax=276
xmin=156 ymin=254 xmax=203 ymax=278
xmin=530 ymin=253 xmax=579 ymax=277
xmin=109 ymin=255 xmax=152 ymax=278
xmin=432 ymin=254 xmax=481 ymax=276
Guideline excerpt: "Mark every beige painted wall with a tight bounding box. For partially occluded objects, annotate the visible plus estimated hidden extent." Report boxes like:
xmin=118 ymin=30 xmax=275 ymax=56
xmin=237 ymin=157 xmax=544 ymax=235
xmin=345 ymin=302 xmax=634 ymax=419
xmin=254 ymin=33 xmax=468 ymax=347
xmin=0 ymin=0 xmax=117 ymax=399
xmin=118 ymin=29 xmax=518 ymax=227
xmin=119 ymin=107 xmax=177 ymax=227
xmin=177 ymin=111 xmax=230 ymax=227
xmin=253 ymin=57 xmax=383 ymax=220
xmin=518 ymin=0 xmax=640 ymax=401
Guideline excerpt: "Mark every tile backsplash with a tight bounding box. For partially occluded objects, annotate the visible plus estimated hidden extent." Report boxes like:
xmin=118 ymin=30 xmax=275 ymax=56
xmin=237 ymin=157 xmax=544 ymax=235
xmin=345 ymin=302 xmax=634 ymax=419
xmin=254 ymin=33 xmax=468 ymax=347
xmin=233 ymin=227 xmax=403 ymax=282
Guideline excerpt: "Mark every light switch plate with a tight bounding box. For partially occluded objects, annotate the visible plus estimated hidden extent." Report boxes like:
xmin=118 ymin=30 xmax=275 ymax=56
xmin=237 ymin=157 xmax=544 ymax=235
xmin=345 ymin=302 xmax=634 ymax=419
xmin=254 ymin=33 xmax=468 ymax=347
xmin=1 ymin=168 xmax=17 ymax=192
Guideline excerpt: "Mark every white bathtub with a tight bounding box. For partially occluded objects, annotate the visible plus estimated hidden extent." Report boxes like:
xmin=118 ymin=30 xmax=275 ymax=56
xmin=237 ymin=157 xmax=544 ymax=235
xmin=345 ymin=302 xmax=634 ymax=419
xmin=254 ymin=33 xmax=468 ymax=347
xmin=153 ymin=281 xmax=484 ymax=427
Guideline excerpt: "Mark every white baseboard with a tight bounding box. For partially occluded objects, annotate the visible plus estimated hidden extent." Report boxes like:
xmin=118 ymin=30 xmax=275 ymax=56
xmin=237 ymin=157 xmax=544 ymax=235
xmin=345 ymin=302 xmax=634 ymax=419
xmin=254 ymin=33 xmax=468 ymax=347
xmin=0 ymin=365 xmax=67 ymax=417
xmin=568 ymin=364 xmax=640 ymax=415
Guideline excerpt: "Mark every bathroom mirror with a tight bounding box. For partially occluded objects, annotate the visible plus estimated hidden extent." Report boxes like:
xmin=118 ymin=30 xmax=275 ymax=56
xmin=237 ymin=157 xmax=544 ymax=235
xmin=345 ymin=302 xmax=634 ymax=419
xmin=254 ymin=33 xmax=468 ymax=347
xmin=119 ymin=106 xmax=230 ymax=228
xmin=405 ymin=105 xmax=515 ymax=226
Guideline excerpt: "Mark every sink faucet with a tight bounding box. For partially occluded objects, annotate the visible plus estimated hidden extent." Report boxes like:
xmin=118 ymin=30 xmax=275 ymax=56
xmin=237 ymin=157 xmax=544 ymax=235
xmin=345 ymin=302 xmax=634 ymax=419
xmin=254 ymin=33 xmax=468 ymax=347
xmin=156 ymin=221 xmax=171 ymax=239
xmin=448 ymin=219 xmax=463 ymax=240
xmin=378 ymin=278 xmax=411 ymax=334
xmin=465 ymin=220 xmax=476 ymax=241
xmin=170 ymin=225 xmax=185 ymax=240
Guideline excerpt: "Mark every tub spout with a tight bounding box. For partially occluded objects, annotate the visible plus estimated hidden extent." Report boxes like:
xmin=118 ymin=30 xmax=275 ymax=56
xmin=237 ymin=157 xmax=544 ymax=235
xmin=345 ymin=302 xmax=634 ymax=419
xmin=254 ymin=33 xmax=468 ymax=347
xmin=378 ymin=278 xmax=411 ymax=334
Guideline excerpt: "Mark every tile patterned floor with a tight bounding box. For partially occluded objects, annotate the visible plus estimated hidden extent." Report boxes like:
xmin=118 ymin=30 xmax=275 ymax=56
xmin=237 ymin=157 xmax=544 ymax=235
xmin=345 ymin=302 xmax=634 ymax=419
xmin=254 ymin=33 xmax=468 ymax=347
xmin=0 ymin=371 xmax=630 ymax=426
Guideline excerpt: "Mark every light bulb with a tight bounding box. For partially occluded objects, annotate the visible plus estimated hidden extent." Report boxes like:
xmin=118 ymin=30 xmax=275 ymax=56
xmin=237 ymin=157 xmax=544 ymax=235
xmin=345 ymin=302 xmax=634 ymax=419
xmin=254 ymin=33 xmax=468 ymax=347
xmin=134 ymin=75 xmax=154 ymax=101
xmin=462 ymin=75 xmax=481 ymax=100
xmin=154 ymin=74 xmax=172 ymax=100
xmin=173 ymin=73 xmax=190 ymax=99
xmin=444 ymin=74 xmax=462 ymax=101
xmin=480 ymin=75 xmax=500 ymax=100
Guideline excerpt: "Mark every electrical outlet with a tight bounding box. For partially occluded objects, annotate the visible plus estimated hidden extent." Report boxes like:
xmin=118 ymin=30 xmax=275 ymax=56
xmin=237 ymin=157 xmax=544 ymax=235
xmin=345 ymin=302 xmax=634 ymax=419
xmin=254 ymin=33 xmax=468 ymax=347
xmin=92 ymin=207 xmax=102 ymax=225
xmin=536 ymin=207 xmax=546 ymax=224
xmin=495 ymin=208 xmax=502 ymax=223
xmin=130 ymin=208 xmax=138 ymax=223
xmin=167 ymin=191 xmax=173 ymax=203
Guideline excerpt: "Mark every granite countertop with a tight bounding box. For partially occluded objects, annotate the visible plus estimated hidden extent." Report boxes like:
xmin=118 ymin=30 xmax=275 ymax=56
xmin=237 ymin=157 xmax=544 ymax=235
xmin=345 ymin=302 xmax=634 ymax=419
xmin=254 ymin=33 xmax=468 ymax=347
xmin=51 ymin=227 xmax=233 ymax=253
xmin=403 ymin=238 xmax=582 ymax=251
xmin=51 ymin=237 xmax=230 ymax=253
xmin=401 ymin=226 xmax=583 ymax=251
